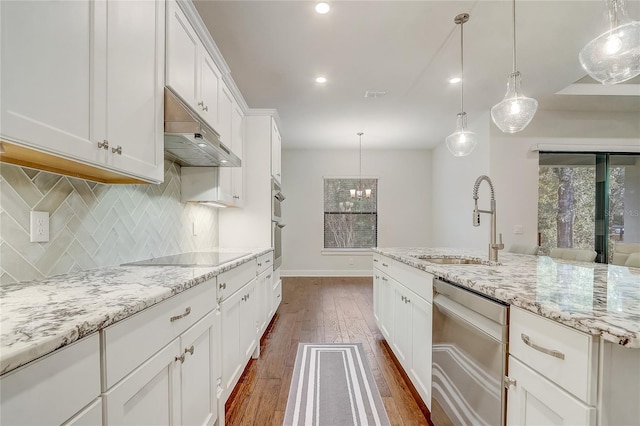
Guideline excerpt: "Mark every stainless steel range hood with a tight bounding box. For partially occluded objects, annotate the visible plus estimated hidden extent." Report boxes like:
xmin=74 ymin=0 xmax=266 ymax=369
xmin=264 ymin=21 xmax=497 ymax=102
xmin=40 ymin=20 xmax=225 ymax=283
xmin=164 ymin=88 xmax=240 ymax=167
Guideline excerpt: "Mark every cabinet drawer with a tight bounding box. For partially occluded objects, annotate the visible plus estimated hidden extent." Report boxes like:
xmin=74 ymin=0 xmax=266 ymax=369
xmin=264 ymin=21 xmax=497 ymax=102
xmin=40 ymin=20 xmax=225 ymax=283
xmin=257 ymin=251 xmax=274 ymax=274
xmin=103 ymin=279 xmax=216 ymax=389
xmin=377 ymin=255 xmax=433 ymax=302
xmin=509 ymin=307 xmax=598 ymax=404
xmin=218 ymin=259 xmax=256 ymax=300
xmin=0 ymin=334 xmax=100 ymax=426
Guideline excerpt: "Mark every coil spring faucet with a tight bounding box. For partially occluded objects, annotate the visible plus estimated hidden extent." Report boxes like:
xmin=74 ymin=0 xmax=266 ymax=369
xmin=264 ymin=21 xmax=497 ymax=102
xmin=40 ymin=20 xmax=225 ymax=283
xmin=473 ymin=175 xmax=504 ymax=261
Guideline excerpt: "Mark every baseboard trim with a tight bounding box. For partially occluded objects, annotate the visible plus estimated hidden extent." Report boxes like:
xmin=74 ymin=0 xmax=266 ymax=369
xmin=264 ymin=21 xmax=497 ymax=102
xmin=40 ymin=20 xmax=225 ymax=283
xmin=280 ymin=269 xmax=373 ymax=277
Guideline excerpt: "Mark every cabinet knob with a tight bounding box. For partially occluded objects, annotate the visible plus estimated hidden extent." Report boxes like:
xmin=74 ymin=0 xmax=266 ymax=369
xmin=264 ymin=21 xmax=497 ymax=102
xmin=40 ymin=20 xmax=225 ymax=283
xmin=258 ymin=262 xmax=262 ymax=267
xmin=97 ymin=140 xmax=109 ymax=150
xmin=185 ymin=345 xmax=195 ymax=356
xmin=504 ymin=376 xmax=517 ymax=389
xmin=198 ymin=100 xmax=205 ymax=110
xmin=111 ymin=145 xmax=122 ymax=155
xmin=219 ymin=282 xmax=227 ymax=290
xmin=203 ymin=105 xmax=209 ymax=112
xmin=175 ymin=354 xmax=186 ymax=364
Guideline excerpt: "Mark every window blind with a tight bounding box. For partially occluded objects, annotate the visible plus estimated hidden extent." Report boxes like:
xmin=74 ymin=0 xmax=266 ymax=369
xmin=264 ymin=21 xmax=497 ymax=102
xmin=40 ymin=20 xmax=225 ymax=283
xmin=323 ymin=178 xmax=378 ymax=249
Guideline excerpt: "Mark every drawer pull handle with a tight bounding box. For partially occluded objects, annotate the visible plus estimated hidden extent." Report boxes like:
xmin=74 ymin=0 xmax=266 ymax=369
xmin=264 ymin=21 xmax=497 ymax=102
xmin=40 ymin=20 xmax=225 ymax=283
xmin=175 ymin=354 xmax=186 ymax=363
xmin=111 ymin=145 xmax=122 ymax=155
xmin=382 ymin=263 xmax=389 ymax=267
xmin=170 ymin=307 xmax=191 ymax=322
xmin=373 ymin=259 xmax=379 ymax=262
xmin=521 ymin=333 xmax=565 ymax=360
xmin=185 ymin=345 xmax=195 ymax=356
xmin=265 ymin=259 xmax=271 ymax=263
xmin=382 ymin=277 xmax=388 ymax=282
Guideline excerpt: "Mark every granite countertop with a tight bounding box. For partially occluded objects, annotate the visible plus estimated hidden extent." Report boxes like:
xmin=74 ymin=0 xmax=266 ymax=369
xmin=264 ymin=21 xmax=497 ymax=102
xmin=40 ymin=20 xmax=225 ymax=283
xmin=0 ymin=248 xmax=272 ymax=375
xmin=373 ymin=247 xmax=640 ymax=349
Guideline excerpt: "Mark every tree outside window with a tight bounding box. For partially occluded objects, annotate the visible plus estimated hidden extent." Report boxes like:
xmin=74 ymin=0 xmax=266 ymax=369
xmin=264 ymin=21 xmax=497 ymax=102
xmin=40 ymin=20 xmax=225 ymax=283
xmin=324 ymin=178 xmax=377 ymax=249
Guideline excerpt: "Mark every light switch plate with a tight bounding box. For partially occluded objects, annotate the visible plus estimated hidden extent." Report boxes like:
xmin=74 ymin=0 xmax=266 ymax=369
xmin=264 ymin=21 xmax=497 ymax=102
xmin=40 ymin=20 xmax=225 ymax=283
xmin=30 ymin=211 xmax=49 ymax=242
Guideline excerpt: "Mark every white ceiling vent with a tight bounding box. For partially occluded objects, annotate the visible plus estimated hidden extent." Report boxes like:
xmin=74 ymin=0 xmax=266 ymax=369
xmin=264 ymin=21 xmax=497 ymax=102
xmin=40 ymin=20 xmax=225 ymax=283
xmin=364 ymin=90 xmax=388 ymax=98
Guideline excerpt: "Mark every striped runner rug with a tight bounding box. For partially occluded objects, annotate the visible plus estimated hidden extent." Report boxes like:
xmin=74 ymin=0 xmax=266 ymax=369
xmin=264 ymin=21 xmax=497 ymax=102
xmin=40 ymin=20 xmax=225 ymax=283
xmin=284 ymin=343 xmax=391 ymax=426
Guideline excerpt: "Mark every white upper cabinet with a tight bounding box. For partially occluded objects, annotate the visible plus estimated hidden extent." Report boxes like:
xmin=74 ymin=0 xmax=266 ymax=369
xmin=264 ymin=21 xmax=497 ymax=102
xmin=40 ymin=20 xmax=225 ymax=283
xmin=271 ymin=118 xmax=282 ymax=184
xmin=0 ymin=0 xmax=165 ymax=184
xmin=166 ymin=0 xmax=221 ymax=132
xmin=100 ymin=0 xmax=165 ymax=183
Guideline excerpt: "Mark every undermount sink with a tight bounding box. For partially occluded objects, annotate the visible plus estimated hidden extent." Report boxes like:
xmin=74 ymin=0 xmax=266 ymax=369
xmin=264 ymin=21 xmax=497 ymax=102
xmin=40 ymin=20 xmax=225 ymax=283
xmin=411 ymin=256 xmax=485 ymax=265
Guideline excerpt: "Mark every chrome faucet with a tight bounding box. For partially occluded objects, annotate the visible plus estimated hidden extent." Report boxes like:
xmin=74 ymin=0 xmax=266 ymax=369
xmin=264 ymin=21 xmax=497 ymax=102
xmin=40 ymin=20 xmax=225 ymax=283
xmin=472 ymin=175 xmax=504 ymax=261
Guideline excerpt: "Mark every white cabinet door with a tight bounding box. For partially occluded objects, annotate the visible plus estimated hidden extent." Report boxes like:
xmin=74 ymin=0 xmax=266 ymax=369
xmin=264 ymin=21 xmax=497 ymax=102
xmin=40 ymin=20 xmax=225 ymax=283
xmin=271 ymin=118 xmax=282 ymax=183
xmin=506 ymin=356 xmax=596 ymax=426
xmin=0 ymin=1 xmax=100 ymax=164
xmin=240 ymin=279 xmax=258 ymax=360
xmin=200 ymin=52 xmax=221 ymax=129
xmin=165 ymin=0 xmax=199 ymax=109
xmin=257 ymin=268 xmax=273 ymax=334
xmin=105 ymin=340 xmax=181 ymax=425
xmin=409 ymin=294 xmax=432 ymax=407
xmin=180 ymin=311 xmax=219 ymax=426
xmin=379 ymin=274 xmax=394 ymax=341
xmin=63 ymin=398 xmax=102 ymax=426
xmin=221 ymin=287 xmax=244 ymax=397
xmin=373 ymin=271 xmax=382 ymax=325
xmin=392 ymin=279 xmax=412 ymax=367
xmin=231 ymin=102 xmax=245 ymax=206
xmin=218 ymin=84 xmax=233 ymax=148
xmin=103 ymin=0 xmax=164 ymax=183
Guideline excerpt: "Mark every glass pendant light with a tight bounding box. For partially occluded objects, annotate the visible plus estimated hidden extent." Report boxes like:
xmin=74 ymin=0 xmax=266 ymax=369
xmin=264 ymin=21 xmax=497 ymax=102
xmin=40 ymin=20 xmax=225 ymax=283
xmin=351 ymin=132 xmax=371 ymax=199
xmin=579 ymin=0 xmax=640 ymax=84
xmin=491 ymin=0 xmax=538 ymax=134
xmin=446 ymin=13 xmax=478 ymax=157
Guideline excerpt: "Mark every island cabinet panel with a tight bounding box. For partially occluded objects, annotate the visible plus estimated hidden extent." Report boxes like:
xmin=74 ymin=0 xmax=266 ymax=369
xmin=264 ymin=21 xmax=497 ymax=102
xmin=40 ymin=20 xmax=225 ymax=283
xmin=506 ymin=357 xmax=596 ymax=426
xmin=373 ymin=253 xmax=433 ymax=410
xmin=0 ymin=334 xmax=100 ymax=426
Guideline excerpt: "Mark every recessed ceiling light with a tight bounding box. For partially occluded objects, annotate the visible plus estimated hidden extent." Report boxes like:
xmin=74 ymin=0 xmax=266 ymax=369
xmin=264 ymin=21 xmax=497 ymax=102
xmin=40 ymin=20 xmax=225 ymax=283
xmin=449 ymin=77 xmax=461 ymax=84
xmin=197 ymin=143 xmax=207 ymax=147
xmin=315 ymin=76 xmax=327 ymax=84
xmin=315 ymin=2 xmax=330 ymax=14
xmin=220 ymin=159 xmax=228 ymax=163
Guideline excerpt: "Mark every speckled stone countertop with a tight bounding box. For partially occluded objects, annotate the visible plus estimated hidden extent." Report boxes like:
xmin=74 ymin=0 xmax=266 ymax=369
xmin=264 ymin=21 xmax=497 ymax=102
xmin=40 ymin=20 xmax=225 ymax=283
xmin=0 ymin=248 xmax=272 ymax=375
xmin=374 ymin=248 xmax=640 ymax=349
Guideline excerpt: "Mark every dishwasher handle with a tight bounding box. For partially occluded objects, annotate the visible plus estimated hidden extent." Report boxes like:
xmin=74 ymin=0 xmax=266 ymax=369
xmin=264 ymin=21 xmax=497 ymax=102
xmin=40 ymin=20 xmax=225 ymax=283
xmin=434 ymin=294 xmax=507 ymax=343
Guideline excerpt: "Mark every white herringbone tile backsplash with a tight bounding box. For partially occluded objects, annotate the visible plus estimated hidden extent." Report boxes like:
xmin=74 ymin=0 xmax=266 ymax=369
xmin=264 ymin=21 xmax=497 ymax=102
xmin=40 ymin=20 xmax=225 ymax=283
xmin=0 ymin=161 xmax=219 ymax=284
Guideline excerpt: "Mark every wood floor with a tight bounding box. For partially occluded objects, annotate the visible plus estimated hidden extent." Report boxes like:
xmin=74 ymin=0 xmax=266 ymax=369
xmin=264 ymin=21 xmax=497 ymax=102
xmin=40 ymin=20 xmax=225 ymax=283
xmin=224 ymin=276 xmax=431 ymax=426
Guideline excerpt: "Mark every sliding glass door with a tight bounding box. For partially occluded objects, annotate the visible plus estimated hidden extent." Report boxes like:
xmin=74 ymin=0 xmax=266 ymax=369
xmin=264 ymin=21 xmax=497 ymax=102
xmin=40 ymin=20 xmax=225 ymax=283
xmin=538 ymin=153 xmax=640 ymax=263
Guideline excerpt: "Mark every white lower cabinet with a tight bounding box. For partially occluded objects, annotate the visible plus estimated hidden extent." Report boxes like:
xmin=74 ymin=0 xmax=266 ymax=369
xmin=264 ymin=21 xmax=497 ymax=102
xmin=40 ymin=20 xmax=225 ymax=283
xmin=64 ymin=398 xmax=102 ymax=426
xmin=104 ymin=311 xmax=220 ymax=426
xmin=221 ymin=278 xmax=258 ymax=400
xmin=0 ymin=334 xmax=101 ymax=426
xmin=506 ymin=356 xmax=596 ymax=426
xmin=373 ymin=254 xmax=433 ymax=409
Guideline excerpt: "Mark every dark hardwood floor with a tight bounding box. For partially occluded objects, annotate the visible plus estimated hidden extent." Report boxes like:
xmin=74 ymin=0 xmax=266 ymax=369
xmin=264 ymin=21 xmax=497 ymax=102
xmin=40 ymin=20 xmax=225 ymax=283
xmin=224 ymin=276 xmax=431 ymax=426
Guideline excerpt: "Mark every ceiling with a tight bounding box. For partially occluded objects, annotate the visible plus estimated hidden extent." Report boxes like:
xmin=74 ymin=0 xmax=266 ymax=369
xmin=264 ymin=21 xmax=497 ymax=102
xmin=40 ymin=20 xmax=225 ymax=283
xmin=194 ymin=1 xmax=640 ymax=150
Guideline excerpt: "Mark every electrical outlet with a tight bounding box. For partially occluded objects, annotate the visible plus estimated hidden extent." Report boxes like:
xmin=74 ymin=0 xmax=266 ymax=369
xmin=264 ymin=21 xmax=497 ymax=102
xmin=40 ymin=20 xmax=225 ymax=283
xmin=30 ymin=211 xmax=49 ymax=242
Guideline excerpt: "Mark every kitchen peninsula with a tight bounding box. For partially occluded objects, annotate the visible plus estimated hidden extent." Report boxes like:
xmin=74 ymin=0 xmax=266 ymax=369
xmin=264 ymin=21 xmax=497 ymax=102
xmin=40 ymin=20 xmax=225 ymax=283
xmin=373 ymin=247 xmax=640 ymax=426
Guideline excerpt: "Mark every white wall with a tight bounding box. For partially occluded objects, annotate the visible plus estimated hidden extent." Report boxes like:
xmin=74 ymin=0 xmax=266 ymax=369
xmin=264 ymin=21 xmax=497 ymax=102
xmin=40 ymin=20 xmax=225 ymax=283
xmin=431 ymin=109 xmax=640 ymax=254
xmin=431 ymin=112 xmax=492 ymax=249
xmin=281 ymin=148 xmax=432 ymax=276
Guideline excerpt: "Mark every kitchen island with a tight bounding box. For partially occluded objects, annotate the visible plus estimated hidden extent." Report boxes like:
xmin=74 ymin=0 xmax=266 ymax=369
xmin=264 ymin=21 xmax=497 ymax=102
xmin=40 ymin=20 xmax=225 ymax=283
xmin=373 ymin=247 xmax=640 ymax=426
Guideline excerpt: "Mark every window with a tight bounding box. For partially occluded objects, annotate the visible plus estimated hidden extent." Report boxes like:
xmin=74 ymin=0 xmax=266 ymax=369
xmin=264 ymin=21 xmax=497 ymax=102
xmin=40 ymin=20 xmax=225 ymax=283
xmin=537 ymin=152 xmax=639 ymax=263
xmin=324 ymin=178 xmax=378 ymax=249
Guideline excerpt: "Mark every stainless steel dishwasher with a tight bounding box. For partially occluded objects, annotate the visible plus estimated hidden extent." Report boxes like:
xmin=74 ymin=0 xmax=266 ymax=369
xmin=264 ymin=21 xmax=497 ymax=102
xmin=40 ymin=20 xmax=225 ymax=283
xmin=431 ymin=278 xmax=508 ymax=426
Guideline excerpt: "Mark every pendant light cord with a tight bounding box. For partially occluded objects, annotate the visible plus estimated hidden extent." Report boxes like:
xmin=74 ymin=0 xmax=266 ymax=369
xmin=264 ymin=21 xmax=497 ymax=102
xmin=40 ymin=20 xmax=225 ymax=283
xmin=512 ymin=0 xmax=517 ymax=73
xmin=460 ymin=19 xmax=464 ymax=112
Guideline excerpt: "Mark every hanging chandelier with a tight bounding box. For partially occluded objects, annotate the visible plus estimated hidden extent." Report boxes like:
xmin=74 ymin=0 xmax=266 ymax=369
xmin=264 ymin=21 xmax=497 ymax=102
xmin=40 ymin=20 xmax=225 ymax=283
xmin=446 ymin=13 xmax=478 ymax=157
xmin=579 ymin=0 xmax=640 ymax=84
xmin=350 ymin=132 xmax=371 ymax=199
xmin=490 ymin=0 xmax=538 ymax=133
